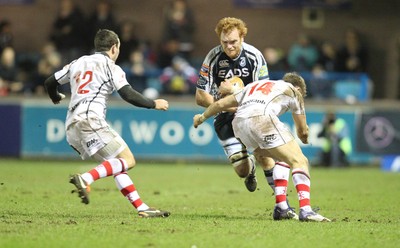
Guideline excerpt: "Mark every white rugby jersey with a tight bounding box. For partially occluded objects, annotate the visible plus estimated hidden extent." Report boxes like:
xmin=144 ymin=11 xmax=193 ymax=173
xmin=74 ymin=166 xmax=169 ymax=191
xmin=234 ymin=79 xmax=305 ymax=119
xmin=197 ymin=42 xmax=269 ymax=100
xmin=54 ymin=53 xmax=129 ymax=128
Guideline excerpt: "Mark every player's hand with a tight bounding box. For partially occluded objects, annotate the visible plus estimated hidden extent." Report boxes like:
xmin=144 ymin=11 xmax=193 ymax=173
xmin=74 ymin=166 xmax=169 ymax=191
xmin=299 ymin=135 xmax=309 ymax=144
xmin=52 ymin=93 xmax=65 ymax=104
xmin=193 ymin=114 xmax=205 ymax=128
xmin=225 ymin=106 xmax=238 ymax=113
xmin=154 ymin=99 xmax=169 ymax=111
xmin=219 ymin=80 xmax=234 ymax=96
xmin=297 ymin=125 xmax=309 ymax=144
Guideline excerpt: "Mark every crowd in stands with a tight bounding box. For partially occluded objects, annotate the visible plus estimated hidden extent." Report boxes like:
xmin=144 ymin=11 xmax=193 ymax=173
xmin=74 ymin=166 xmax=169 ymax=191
xmin=265 ymin=29 xmax=370 ymax=100
xmin=0 ymin=0 xmax=370 ymax=100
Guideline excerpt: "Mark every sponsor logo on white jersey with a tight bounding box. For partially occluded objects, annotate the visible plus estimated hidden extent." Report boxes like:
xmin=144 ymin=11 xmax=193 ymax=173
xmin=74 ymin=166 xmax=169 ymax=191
xmin=86 ymin=138 xmax=98 ymax=148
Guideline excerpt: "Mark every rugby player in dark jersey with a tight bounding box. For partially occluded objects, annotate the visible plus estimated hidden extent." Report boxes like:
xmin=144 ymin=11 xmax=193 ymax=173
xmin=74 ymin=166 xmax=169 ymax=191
xmin=195 ymin=17 xmax=297 ymax=219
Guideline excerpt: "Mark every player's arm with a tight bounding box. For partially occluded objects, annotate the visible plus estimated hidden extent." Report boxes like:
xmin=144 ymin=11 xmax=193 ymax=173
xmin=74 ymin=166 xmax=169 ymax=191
xmin=195 ymin=88 xmax=214 ymax=107
xmin=218 ymin=80 xmax=239 ymax=113
xmin=292 ymin=113 xmax=309 ymax=144
xmin=193 ymin=95 xmax=238 ymax=128
xmin=195 ymin=51 xmax=216 ymax=108
xmin=118 ymin=85 xmax=168 ymax=111
xmin=44 ymin=75 xmax=65 ymax=104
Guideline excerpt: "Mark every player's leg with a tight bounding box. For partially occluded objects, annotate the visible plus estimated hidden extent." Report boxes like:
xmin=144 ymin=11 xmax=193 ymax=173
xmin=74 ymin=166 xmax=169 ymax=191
xmin=216 ymin=116 xmax=257 ymax=191
xmin=112 ymin=153 xmax=170 ymax=218
xmin=67 ymin=128 xmax=131 ymax=204
xmin=256 ymin=115 xmax=293 ymax=195
xmin=251 ymin=114 xmax=293 ymax=198
xmin=254 ymin=153 xmax=290 ymax=198
xmin=255 ymin=152 xmax=293 ymax=208
xmin=230 ymin=148 xmax=257 ymax=192
xmin=236 ymin=115 xmax=293 ymax=208
xmin=254 ymin=151 xmax=277 ymax=191
xmin=266 ymin=140 xmax=330 ymax=222
xmin=228 ymin=148 xmax=252 ymax=177
xmin=254 ymin=148 xmax=298 ymax=220
xmin=220 ymin=137 xmax=257 ymax=191
xmin=223 ymin=118 xmax=258 ymax=192
xmin=80 ymin=134 xmax=131 ymax=185
xmin=96 ymin=135 xmax=169 ymax=218
xmin=273 ymin=162 xmax=291 ymax=207
xmin=68 ymin=119 xmax=169 ymax=217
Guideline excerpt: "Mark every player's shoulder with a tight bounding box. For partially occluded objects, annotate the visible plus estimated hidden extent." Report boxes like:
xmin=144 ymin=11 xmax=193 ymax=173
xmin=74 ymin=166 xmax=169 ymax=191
xmin=242 ymin=42 xmax=263 ymax=55
xmin=279 ymin=80 xmax=300 ymax=97
xmin=205 ymin=45 xmax=224 ymax=59
xmin=77 ymin=54 xmax=96 ymax=61
xmin=210 ymin=44 xmax=224 ymax=53
xmin=72 ymin=54 xmax=99 ymax=66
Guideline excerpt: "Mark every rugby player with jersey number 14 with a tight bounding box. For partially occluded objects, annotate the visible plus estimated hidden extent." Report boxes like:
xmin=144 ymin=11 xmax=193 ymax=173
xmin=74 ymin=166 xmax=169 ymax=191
xmin=195 ymin=17 xmax=298 ymax=221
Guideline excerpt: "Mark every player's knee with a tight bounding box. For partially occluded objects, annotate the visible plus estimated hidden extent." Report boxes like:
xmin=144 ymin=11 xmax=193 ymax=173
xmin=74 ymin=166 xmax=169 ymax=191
xmin=122 ymin=154 xmax=136 ymax=170
xmin=253 ymin=150 xmax=275 ymax=171
xmin=229 ymin=151 xmax=252 ymax=178
xmin=229 ymin=151 xmax=249 ymax=167
xmin=253 ymin=150 xmax=263 ymax=164
xmin=290 ymin=154 xmax=308 ymax=169
xmin=301 ymin=155 xmax=309 ymax=167
xmin=116 ymin=147 xmax=136 ymax=170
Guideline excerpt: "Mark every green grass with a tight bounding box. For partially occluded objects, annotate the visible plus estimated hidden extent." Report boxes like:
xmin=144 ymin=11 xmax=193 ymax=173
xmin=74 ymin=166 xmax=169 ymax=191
xmin=0 ymin=159 xmax=399 ymax=248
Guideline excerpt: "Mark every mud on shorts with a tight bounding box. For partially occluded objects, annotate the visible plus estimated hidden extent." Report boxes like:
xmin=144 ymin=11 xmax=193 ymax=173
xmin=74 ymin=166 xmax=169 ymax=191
xmin=232 ymin=115 xmax=295 ymax=152
xmin=66 ymin=117 xmax=127 ymax=160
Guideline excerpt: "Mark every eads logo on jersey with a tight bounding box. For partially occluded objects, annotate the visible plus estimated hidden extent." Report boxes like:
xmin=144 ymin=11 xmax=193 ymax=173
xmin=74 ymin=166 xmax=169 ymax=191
xmin=263 ymin=134 xmax=277 ymax=144
xmin=218 ymin=68 xmax=250 ymax=78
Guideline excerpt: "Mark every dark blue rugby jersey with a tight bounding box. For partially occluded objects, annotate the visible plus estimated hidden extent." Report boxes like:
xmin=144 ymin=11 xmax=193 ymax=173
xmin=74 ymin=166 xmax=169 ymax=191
xmin=197 ymin=42 xmax=269 ymax=100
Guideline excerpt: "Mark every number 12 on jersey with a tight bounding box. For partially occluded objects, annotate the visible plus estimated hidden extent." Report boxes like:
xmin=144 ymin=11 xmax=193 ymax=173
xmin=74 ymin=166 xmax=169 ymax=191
xmin=74 ymin=71 xmax=93 ymax=94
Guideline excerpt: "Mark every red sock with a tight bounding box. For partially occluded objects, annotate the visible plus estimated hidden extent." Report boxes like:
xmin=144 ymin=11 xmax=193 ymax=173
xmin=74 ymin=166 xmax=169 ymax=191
xmin=273 ymin=162 xmax=290 ymax=208
xmin=81 ymin=158 xmax=128 ymax=185
xmin=274 ymin=179 xmax=288 ymax=204
xmin=114 ymin=172 xmax=149 ymax=211
xmin=292 ymin=168 xmax=311 ymax=210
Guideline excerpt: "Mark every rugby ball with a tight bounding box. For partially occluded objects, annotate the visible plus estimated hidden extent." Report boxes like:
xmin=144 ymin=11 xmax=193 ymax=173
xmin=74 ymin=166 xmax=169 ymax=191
xmin=229 ymin=77 xmax=244 ymax=93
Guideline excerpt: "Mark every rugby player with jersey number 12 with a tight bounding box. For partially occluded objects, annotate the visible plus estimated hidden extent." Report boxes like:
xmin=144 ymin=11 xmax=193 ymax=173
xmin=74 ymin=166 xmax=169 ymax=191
xmin=44 ymin=29 xmax=170 ymax=218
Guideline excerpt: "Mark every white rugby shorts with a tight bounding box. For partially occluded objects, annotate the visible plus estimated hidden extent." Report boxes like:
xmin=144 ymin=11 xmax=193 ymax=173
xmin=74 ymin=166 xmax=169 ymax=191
xmin=232 ymin=115 xmax=294 ymax=152
xmin=66 ymin=117 xmax=127 ymax=160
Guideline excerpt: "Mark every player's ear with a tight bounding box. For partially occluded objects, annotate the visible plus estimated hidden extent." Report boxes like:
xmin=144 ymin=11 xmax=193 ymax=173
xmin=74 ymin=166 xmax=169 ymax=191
xmin=112 ymin=41 xmax=120 ymax=51
xmin=111 ymin=43 xmax=117 ymax=53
